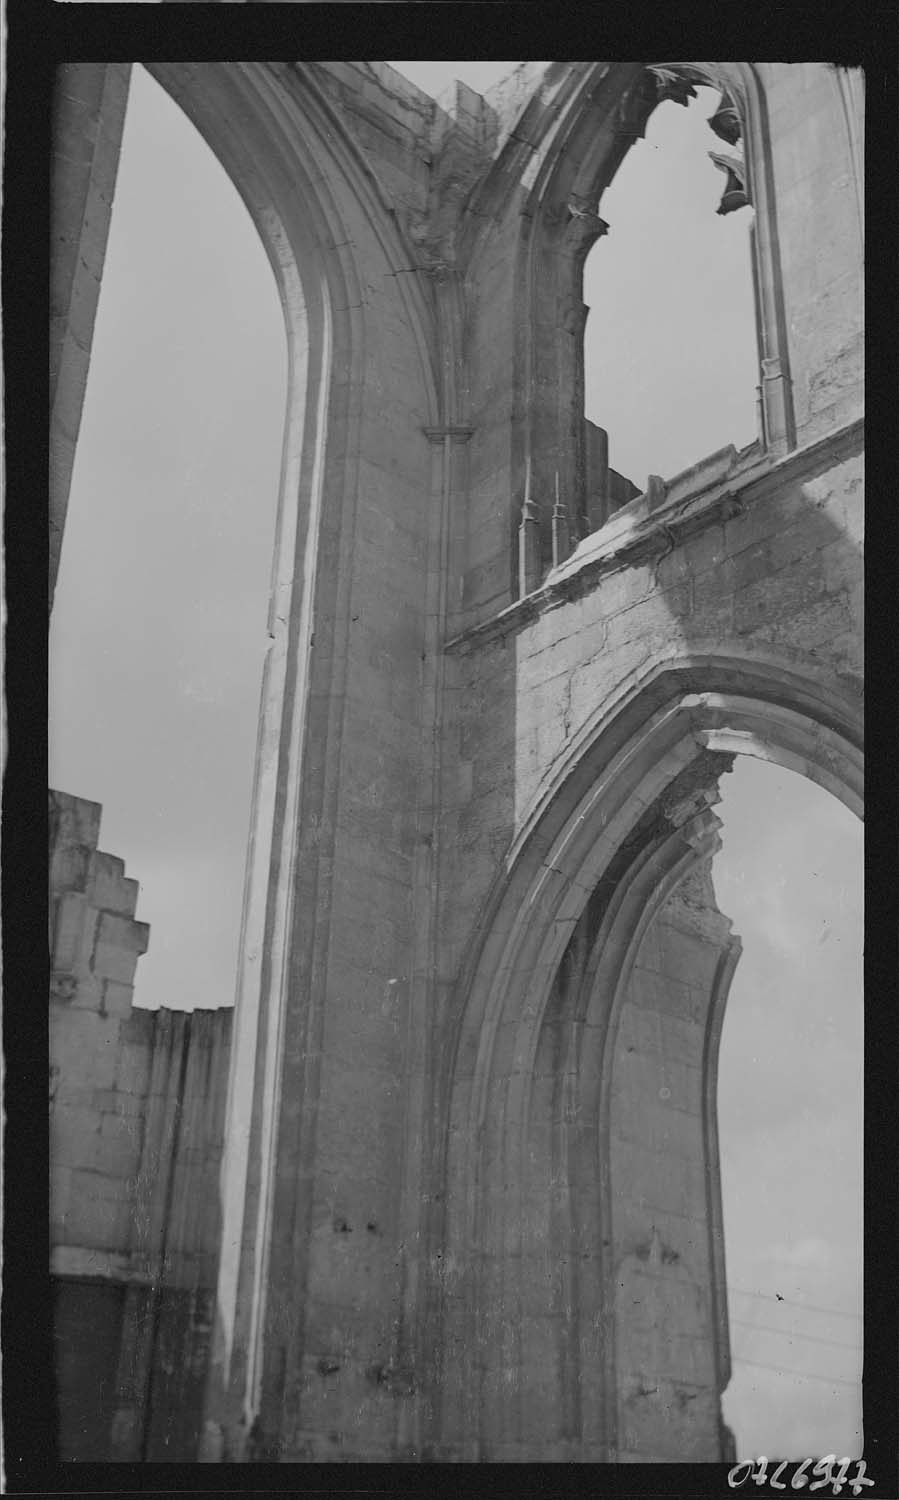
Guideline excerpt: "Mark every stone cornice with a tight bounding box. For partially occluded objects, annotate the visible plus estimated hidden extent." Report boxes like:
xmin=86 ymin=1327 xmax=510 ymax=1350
xmin=445 ymin=416 xmax=863 ymax=654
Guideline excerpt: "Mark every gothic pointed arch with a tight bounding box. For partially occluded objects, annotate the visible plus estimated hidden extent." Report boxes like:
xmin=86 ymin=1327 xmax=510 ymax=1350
xmin=434 ymin=653 xmax=862 ymax=1458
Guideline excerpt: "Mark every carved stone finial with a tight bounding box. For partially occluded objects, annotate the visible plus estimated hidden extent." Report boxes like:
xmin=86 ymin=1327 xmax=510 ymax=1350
xmin=551 ymin=472 xmax=570 ymax=568
xmin=519 ymin=456 xmax=542 ymax=595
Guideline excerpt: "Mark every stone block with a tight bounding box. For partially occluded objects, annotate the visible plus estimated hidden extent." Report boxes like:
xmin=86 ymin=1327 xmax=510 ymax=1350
xmin=80 ymin=1118 xmax=142 ymax=1180
xmin=313 ymin=1059 xmax=405 ymax=1186
xmin=66 ymin=972 xmax=107 ymax=1013
xmin=733 ymin=550 xmax=828 ymax=635
xmin=88 ymin=852 xmax=138 ymax=916
xmin=753 ymin=592 xmax=852 ymax=659
xmin=652 ymin=920 xmax=721 ymax=993
xmin=615 ymin=1002 xmax=662 ymax=1059
xmin=610 ymin=1138 xmax=706 ymax=1222
xmin=658 ymin=1013 xmax=705 ymax=1068
xmin=625 ymin=965 xmax=693 ymax=1021
xmin=50 ymin=1163 xmax=75 ymax=1236
xmin=49 ymin=842 xmax=92 ymax=899
xmin=51 ymin=1102 xmax=101 ymax=1167
xmin=604 ymin=583 xmax=693 ymax=653
xmin=299 ymin=1296 xmax=396 ymax=1367
xmin=57 ymin=1168 xmax=134 ymax=1252
xmin=618 ymin=1380 xmax=720 ymax=1461
xmin=461 ymin=555 xmax=512 ymax=617
xmin=102 ymin=981 xmax=136 ymax=1019
xmin=614 ymin=1091 xmax=704 ymax=1161
xmin=92 ymin=1085 xmax=147 ymax=1118
xmin=613 ymin=1201 xmax=711 ymax=1288
xmin=50 ymin=1005 xmax=117 ymax=1088
xmin=51 ymin=891 xmax=93 ymax=975
xmin=657 ymin=1057 xmax=704 ymax=1116
xmin=318 ymin=965 xmax=407 ymax=1079
xmin=611 ymin=1047 xmax=667 ymax=1113
xmin=91 ymin=940 xmax=140 ymax=986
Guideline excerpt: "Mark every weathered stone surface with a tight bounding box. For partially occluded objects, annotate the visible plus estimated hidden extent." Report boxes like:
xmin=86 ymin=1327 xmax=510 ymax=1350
xmin=47 ymin=60 xmax=862 ymax=1467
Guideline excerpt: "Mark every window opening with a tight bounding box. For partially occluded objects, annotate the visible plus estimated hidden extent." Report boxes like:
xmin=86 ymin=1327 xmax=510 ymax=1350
xmin=582 ymin=76 xmax=759 ymax=529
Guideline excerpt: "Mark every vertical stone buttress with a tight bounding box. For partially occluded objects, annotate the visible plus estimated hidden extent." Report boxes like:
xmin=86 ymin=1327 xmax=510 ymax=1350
xmin=50 ymin=64 xmax=131 ymax=607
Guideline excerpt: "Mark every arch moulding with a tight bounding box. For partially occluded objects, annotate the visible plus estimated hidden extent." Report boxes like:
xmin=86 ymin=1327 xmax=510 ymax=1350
xmin=433 ymin=653 xmax=862 ymax=1459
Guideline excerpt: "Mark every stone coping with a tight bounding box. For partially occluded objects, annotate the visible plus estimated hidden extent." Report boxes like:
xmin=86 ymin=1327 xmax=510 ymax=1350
xmin=446 ymin=416 xmax=863 ymax=654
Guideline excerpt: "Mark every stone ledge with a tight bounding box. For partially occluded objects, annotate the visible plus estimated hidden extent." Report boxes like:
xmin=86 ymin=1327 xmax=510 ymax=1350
xmin=445 ymin=416 xmax=863 ymax=654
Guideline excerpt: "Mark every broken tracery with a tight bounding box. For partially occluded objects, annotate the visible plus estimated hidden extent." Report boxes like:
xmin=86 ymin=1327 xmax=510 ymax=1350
xmin=560 ymin=66 xmax=756 ymax=586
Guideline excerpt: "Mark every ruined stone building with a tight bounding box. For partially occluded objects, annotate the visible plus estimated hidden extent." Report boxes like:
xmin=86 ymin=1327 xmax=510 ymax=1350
xmin=50 ymin=62 xmax=863 ymax=1462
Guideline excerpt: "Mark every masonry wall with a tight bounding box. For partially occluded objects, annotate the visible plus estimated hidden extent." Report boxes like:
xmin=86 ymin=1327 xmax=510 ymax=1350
xmin=50 ymin=65 xmax=131 ymax=606
xmin=610 ymin=861 xmax=735 ymax=1461
xmin=49 ymin=790 xmax=232 ymax=1461
xmin=440 ymin=440 xmax=862 ymax=996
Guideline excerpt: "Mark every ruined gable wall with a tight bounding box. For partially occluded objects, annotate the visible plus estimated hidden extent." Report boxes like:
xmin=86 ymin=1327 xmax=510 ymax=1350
xmin=50 ymin=789 xmax=152 ymax=1262
xmin=49 ymin=791 xmax=232 ymax=1459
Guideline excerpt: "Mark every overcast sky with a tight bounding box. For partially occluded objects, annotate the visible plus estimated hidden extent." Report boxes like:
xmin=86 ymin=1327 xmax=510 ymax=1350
xmin=49 ymin=61 xmax=862 ymax=1462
